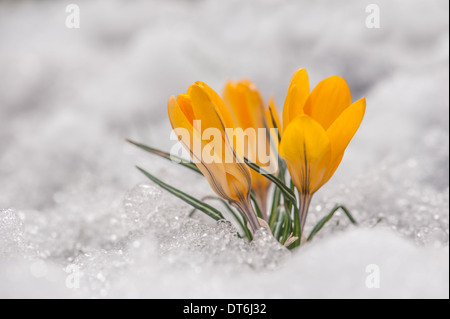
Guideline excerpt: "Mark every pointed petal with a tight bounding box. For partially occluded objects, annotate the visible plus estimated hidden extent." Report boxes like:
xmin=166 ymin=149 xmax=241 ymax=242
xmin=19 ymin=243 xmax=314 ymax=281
xmin=223 ymin=79 xmax=265 ymax=130
xmin=320 ymin=153 xmax=344 ymax=186
xmin=223 ymin=81 xmax=252 ymax=129
xmin=250 ymin=170 xmax=271 ymax=199
xmin=168 ymin=95 xmax=232 ymax=200
xmin=168 ymin=95 xmax=193 ymax=131
xmin=304 ymin=76 xmax=351 ymax=130
xmin=326 ymin=97 xmax=366 ymax=161
xmin=188 ymin=83 xmax=227 ymax=136
xmin=224 ymin=163 xmax=252 ymax=201
xmin=223 ymin=79 xmax=269 ymax=165
xmin=190 ymin=81 xmax=236 ymax=131
xmin=223 ymin=81 xmax=275 ymax=204
xmin=266 ymin=96 xmax=282 ymax=133
xmin=176 ymin=94 xmax=195 ymax=126
xmin=280 ymin=115 xmax=331 ymax=195
xmin=282 ymin=68 xmax=310 ymax=132
xmin=319 ymin=97 xmax=366 ymax=186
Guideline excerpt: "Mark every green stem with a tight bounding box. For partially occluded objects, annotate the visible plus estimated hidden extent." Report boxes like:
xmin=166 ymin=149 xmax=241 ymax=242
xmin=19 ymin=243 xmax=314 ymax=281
xmin=250 ymin=191 xmax=264 ymax=221
xmin=299 ymin=194 xmax=312 ymax=233
xmin=232 ymin=198 xmax=260 ymax=234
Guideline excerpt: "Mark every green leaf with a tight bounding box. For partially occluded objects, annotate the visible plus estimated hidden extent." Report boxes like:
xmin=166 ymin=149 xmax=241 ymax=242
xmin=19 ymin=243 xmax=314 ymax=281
xmin=268 ymin=186 xmax=281 ymax=228
xmin=243 ymin=157 xmax=297 ymax=207
xmin=250 ymin=191 xmax=263 ymax=220
xmin=267 ymin=106 xmax=282 ymax=144
xmin=307 ymin=205 xmax=357 ymax=241
xmin=289 ymin=204 xmax=302 ymax=249
xmin=281 ymin=209 xmax=293 ymax=244
xmin=136 ymin=166 xmax=224 ymax=221
xmin=127 ymin=139 xmax=201 ymax=175
xmin=338 ymin=205 xmax=358 ymax=225
xmin=271 ymin=206 xmax=285 ymax=240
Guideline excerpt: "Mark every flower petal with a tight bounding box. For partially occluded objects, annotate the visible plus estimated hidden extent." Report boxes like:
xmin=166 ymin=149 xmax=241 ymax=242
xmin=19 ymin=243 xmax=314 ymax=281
xmin=319 ymin=97 xmax=366 ymax=186
xmin=190 ymin=81 xmax=236 ymax=131
xmin=320 ymin=153 xmax=344 ymax=187
xmin=326 ymin=97 xmax=366 ymax=162
xmin=303 ymin=76 xmax=351 ymax=130
xmin=168 ymin=95 xmax=192 ymax=131
xmin=168 ymin=95 xmax=231 ymax=200
xmin=282 ymin=68 xmax=310 ymax=132
xmin=266 ymin=96 xmax=282 ymax=133
xmin=224 ymin=163 xmax=252 ymax=198
xmin=223 ymin=80 xmax=276 ymax=210
xmin=188 ymin=83 xmax=228 ymax=136
xmin=223 ymin=79 xmax=265 ymax=130
xmin=176 ymin=94 xmax=195 ymax=126
xmin=280 ymin=115 xmax=331 ymax=195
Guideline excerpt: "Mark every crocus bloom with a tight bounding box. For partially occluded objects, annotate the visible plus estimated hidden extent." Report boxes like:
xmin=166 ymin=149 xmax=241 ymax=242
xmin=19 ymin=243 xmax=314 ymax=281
xmin=279 ymin=69 xmax=366 ymax=229
xmin=223 ymin=79 xmax=279 ymax=220
xmin=167 ymin=81 xmax=261 ymax=232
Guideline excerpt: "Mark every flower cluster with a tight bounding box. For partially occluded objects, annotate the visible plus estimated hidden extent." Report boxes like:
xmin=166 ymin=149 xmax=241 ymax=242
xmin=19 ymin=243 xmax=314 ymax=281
xmin=129 ymin=68 xmax=366 ymax=248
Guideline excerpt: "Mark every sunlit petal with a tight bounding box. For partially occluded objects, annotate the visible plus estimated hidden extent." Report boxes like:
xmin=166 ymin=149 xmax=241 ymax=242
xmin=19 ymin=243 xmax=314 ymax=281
xmin=282 ymin=68 xmax=310 ymax=131
xmin=190 ymin=81 xmax=236 ymax=131
xmin=223 ymin=79 xmax=276 ymax=217
xmin=280 ymin=115 xmax=331 ymax=194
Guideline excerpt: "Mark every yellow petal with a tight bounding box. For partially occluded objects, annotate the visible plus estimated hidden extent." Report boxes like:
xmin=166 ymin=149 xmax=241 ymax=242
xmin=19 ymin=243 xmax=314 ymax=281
xmin=320 ymin=153 xmax=344 ymax=187
xmin=168 ymin=95 xmax=232 ymax=199
xmin=282 ymin=68 xmax=310 ymax=132
xmin=224 ymin=79 xmax=272 ymax=167
xmin=189 ymin=82 xmax=250 ymax=160
xmin=223 ymin=81 xmax=277 ymax=213
xmin=265 ymin=97 xmax=282 ymax=164
xmin=168 ymin=95 xmax=192 ymax=132
xmin=280 ymin=115 xmax=331 ymax=195
xmin=188 ymin=83 xmax=227 ymax=136
xmin=224 ymin=162 xmax=252 ymax=200
xmin=190 ymin=81 xmax=236 ymax=131
xmin=326 ymin=97 xmax=366 ymax=162
xmin=167 ymin=95 xmax=208 ymax=165
xmin=251 ymin=171 xmax=270 ymax=196
xmin=176 ymin=94 xmax=195 ymax=126
xmin=303 ymin=76 xmax=351 ymax=130
xmin=201 ymin=142 xmax=252 ymax=202
xmin=266 ymin=96 xmax=282 ymax=133
xmin=168 ymin=85 xmax=255 ymax=222
xmin=320 ymin=97 xmax=366 ymax=185
xmin=223 ymin=80 xmax=265 ymax=130
xmin=223 ymin=81 xmax=251 ymax=128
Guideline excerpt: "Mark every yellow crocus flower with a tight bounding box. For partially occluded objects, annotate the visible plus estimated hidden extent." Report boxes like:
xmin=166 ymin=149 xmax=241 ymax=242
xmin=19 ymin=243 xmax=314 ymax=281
xmin=167 ymin=81 xmax=261 ymax=232
xmin=279 ymin=69 xmax=366 ymax=229
xmin=223 ymin=80 xmax=280 ymax=220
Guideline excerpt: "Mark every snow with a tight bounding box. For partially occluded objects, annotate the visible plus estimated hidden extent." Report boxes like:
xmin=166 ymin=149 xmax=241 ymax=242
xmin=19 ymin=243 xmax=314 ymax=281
xmin=0 ymin=0 xmax=448 ymax=298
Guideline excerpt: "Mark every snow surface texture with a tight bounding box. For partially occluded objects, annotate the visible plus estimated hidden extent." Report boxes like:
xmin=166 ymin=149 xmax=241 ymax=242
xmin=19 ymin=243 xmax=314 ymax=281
xmin=0 ymin=0 xmax=448 ymax=298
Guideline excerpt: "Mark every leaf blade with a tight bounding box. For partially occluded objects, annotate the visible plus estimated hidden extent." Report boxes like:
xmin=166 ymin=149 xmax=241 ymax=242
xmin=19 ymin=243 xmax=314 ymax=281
xmin=127 ymin=139 xmax=201 ymax=175
xmin=307 ymin=205 xmax=357 ymax=241
xmin=136 ymin=166 xmax=224 ymax=221
xmin=244 ymin=157 xmax=297 ymax=207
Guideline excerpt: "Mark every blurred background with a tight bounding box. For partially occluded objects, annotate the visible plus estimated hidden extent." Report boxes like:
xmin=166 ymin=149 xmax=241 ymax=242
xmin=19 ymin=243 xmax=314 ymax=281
xmin=0 ymin=0 xmax=448 ymax=298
